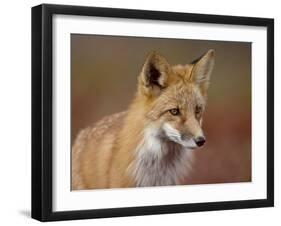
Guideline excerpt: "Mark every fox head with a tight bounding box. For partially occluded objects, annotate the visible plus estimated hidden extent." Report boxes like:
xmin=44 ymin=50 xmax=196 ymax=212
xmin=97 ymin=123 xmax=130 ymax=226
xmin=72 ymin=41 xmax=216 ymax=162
xmin=138 ymin=50 xmax=215 ymax=149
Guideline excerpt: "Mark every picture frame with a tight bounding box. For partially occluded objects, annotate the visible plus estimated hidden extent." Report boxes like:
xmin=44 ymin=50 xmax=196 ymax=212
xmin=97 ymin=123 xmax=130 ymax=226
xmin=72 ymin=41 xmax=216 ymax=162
xmin=31 ymin=3 xmax=274 ymax=222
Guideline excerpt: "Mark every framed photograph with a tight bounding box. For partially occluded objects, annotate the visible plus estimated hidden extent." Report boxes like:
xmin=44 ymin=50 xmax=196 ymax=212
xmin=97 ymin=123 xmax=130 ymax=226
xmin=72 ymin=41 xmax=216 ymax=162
xmin=32 ymin=4 xmax=274 ymax=222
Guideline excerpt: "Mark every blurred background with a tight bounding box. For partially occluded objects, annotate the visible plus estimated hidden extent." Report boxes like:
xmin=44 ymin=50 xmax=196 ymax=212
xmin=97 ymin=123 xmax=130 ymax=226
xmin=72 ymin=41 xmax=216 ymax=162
xmin=71 ymin=34 xmax=251 ymax=185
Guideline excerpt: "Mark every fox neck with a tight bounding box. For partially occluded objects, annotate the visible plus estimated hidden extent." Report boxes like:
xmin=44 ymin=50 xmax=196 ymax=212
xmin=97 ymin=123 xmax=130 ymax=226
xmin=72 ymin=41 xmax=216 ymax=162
xmin=131 ymin=126 xmax=194 ymax=187
xmin=119 ymin=95 xmax=193 ymax=187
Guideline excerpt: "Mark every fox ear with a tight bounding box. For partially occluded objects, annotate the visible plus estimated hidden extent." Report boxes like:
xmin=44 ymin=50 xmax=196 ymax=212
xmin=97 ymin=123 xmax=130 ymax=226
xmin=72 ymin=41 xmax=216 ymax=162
xmin=191 ymin=49 xmax=215 ymax=96
xmin=139 ymin=52 xmax=171 ymax=97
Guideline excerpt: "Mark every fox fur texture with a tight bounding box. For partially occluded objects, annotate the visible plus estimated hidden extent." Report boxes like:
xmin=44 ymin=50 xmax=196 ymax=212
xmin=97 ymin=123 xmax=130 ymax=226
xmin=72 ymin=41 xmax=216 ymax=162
xmin=72 ymin=50 xmax=215 ymax=189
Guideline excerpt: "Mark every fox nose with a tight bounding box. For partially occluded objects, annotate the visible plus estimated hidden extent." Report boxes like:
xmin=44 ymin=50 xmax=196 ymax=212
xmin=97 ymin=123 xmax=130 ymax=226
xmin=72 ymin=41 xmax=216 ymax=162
xmin=194 ymin=136 xmax=205 ymax=147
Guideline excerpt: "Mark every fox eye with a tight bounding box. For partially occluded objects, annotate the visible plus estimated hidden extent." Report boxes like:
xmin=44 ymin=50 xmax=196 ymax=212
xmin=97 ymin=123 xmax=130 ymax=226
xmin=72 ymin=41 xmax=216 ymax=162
xmin=169 ymin=108 xmax=180 ymax=116
xmin=195 ymin=105 xmax=202 ymax=115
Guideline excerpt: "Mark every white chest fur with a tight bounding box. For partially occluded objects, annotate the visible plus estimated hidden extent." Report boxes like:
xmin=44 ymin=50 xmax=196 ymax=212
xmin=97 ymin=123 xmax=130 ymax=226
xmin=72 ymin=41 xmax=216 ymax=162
xmin=131 ymin=128 xmax=194 ymax=187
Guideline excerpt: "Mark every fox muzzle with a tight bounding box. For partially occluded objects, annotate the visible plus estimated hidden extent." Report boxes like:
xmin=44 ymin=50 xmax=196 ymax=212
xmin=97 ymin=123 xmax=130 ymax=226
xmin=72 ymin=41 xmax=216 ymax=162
xmin=194 ymin=136 xmax=206 ymax=147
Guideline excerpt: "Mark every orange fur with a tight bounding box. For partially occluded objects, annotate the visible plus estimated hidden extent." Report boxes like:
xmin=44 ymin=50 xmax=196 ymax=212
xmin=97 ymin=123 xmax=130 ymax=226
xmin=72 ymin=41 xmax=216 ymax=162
xmin=72 ymin=50 xmax=215 ymax=189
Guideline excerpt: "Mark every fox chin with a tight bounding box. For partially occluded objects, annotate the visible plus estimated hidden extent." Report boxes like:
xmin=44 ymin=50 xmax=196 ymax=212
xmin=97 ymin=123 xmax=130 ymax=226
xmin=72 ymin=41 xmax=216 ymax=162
xmin=72 ymin=50 xmax=215 ymax=190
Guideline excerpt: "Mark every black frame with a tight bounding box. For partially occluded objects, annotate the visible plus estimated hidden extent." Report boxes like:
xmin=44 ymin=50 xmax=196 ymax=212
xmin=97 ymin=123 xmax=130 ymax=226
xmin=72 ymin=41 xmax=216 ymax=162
xmin=32 ymin=3 xmax=274 ymax=222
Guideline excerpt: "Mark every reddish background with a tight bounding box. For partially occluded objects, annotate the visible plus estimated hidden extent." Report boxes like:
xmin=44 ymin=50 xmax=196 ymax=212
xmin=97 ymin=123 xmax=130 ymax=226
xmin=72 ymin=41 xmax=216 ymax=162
xmin=71 ymin=34 xmax=251 ymax=185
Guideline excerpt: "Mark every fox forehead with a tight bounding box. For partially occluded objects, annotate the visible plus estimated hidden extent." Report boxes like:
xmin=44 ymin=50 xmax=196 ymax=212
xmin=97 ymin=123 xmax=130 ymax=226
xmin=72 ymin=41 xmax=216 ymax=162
xmin=158 ymin=82 xmax=205 ymax=109
xmin=157 ymin=64 xmax=205 ymax=106
xmin=172 ymin=64 xmax=194 ymax=81
xmin=146 ymin=81 xmax=205 ymax=122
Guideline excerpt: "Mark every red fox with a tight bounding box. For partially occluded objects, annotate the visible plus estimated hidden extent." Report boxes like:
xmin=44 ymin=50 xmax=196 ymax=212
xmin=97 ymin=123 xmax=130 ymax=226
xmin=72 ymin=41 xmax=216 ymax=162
xmin=72 ymin=50 xmax=215 ymax=189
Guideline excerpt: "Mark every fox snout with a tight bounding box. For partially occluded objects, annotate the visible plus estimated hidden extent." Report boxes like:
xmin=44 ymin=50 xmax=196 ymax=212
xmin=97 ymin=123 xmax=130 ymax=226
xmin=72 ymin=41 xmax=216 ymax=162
xmin=194 ymin=136 xmax=205 ymax=147
xmin=183 ymin=116 xmax=206 ymax=148
xmin=162 ymin=121 xmax=206 ymax=149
